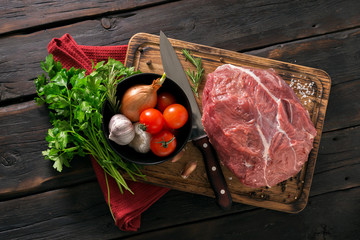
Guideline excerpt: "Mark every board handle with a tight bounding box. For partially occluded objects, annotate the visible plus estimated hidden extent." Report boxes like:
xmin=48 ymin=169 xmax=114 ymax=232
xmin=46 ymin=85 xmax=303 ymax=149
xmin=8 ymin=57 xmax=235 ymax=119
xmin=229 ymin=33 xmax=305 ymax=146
xmin=193 ymin=136 xmax=232 ymax=210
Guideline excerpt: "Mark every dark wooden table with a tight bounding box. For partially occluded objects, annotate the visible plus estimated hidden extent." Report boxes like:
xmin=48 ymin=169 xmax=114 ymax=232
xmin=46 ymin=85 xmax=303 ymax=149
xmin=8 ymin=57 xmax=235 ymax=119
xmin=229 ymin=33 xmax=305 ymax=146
xmin=1 ymin=1 xmax=359 ymax=239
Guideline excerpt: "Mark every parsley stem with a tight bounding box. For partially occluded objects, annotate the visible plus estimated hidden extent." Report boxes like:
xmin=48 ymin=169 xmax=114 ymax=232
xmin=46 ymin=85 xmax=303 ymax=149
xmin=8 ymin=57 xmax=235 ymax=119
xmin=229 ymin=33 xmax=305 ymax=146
xmin=36 ymin=55 xmax=143 ymax=194
xmin=104 ymin=172 xmax=115 ymax=221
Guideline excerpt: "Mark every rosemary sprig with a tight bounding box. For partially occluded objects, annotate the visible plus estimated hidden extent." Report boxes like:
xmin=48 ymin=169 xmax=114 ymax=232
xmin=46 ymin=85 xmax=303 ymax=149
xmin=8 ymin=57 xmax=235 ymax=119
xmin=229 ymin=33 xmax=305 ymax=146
xmin=182 ymin=49 xmax=205 ymax=97
xmin=106 ymin=63 xmax=121 ymax=114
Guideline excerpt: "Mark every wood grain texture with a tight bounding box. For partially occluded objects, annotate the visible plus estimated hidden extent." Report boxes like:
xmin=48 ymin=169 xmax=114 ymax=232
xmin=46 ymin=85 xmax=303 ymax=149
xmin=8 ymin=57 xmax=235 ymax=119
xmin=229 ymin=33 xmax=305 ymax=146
xmin=1 ymin=97 xmax=357 ymax=206
xmin=122 ymin=33 xmax=331 ymax=213
xmin=0 ymin=0 xmax=359 ymax=239
xmin=316 ymin=126 xmax=360 ymax=175
xmin=249 ymin=28 xmax=360 ymax=132
xmin=0 ymin=27 xmax=357 ymax=199
xmin=0 ymin=0 xmax=166 ymax=35
xmin=0 ymin=101 xmax=95 ymax=200
xmin=1 ymin=179 xmax=358 ymax=239
xmin=250 ymin=28 xmax=360 ymax=87
xmin=1 ymin=0 xmax=359 ymax=103
xmin=126 ymin=188 xmax=360 ymax=240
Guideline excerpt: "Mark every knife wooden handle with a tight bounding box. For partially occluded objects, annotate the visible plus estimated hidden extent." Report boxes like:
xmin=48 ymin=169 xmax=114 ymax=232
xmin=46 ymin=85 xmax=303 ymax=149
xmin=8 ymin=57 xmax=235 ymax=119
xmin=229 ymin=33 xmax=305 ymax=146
xmin=193 ymin=136 xmax=232 ymax=210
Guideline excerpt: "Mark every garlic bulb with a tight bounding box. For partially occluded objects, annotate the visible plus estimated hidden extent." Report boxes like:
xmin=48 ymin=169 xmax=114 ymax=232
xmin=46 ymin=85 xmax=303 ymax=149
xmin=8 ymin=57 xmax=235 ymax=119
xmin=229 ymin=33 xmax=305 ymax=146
xmin=129 ymin=122 xmax=151 ymax=153
xmin=108 ymin=114 xmax=135 ymax=145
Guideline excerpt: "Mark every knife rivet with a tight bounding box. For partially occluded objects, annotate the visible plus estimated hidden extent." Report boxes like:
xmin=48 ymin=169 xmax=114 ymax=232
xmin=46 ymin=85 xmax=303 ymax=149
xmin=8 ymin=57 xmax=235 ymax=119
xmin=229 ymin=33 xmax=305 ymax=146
xmin=146 ymin=60 xmax=152 ymax=65
xmin=220 ymin=57 xmax=225 ymax=63
xmin=211 ymin=166 xmax=216 ymax=171
xmin=220 ymin=189 xmax=225 ymax=194
xmin=203 ymin=143 xmax=208 ymax=148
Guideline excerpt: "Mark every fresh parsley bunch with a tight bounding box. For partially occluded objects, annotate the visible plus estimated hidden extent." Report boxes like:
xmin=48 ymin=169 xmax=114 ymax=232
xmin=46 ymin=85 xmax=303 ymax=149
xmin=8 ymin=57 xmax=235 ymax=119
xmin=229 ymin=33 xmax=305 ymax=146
xmin=35 ymin=55 xmax=144 ymax=193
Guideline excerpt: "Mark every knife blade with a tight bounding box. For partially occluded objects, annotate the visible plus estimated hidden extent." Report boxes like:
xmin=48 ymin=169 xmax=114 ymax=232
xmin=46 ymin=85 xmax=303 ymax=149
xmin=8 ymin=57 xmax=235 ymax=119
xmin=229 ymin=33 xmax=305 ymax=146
xmin=159 ymin=31 xmax=232 ymax=210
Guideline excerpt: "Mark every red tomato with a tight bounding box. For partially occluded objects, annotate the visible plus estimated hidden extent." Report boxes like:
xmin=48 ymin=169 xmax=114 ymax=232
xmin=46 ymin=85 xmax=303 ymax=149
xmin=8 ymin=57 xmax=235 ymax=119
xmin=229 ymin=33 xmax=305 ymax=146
xmin=163 ymin=104 xmax=188 ymax=129
xmin=150 ymin=130 xmax=177 ymax=157
xmin=139 ymin=108 xmax=164 ymax=134
xmin=162 ymin=121 xmax=177 ymax=134
xmin=157 ymin=92 xmax=176 ymax=112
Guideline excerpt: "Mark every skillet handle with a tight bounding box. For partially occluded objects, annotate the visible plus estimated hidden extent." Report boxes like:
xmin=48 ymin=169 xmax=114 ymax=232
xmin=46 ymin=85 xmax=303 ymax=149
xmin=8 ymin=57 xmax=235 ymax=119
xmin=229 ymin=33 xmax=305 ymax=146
xmin=193 ymin=136 xmax=232 ymax=210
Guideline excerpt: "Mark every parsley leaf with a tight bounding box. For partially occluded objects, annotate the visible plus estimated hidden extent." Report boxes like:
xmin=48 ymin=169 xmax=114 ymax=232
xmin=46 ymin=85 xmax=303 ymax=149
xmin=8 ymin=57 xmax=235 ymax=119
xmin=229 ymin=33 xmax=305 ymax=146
xmin=35 ymin=55 xmax=143 ymax=193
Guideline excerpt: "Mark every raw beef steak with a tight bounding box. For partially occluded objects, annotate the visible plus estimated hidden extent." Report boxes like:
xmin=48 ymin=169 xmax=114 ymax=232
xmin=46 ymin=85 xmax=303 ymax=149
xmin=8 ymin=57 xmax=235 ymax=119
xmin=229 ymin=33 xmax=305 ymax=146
xmin=202 ymin=64 xmax=317 ymax=188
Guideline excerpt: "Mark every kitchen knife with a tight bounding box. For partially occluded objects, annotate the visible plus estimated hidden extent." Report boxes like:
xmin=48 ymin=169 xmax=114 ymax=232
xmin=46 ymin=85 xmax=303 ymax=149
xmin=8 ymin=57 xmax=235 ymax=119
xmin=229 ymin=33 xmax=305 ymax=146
xmin=159 ymin=31 xmax=232 ymax=210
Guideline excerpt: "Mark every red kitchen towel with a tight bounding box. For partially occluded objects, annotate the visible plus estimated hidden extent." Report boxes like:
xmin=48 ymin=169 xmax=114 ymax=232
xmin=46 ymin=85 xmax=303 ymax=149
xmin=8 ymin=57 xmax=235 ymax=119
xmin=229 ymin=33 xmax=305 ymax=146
xmin=47 ymin=33 xmax=170 ymax=232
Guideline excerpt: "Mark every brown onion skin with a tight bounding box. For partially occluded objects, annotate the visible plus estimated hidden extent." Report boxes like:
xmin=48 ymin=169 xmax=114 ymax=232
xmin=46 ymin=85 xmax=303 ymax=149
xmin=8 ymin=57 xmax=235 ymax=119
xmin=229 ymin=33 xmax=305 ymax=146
xmin=120 ymin=75 xmax=166 ymax=122
xmin=120 ymin=84 xmax=159 ymax=122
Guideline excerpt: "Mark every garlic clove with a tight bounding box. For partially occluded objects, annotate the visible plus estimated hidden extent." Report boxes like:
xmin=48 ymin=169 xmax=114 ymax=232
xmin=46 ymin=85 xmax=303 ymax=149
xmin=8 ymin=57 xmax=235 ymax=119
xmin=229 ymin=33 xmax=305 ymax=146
xmin=129 ymin=122 xmax=151 ymax=153
xmin=108 ymin=114 xmax=135 ymax=145
xmin=181 ymin=161 xmax=198 ymax=179
xmin=171 ymin=148 xmax=185 ymax=163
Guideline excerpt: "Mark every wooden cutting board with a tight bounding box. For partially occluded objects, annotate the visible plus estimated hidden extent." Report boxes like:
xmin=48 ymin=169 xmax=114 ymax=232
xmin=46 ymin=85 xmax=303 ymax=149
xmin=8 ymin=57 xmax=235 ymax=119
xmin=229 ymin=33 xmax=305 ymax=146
xmin=124 ymin=32 xmax=331 ymax=213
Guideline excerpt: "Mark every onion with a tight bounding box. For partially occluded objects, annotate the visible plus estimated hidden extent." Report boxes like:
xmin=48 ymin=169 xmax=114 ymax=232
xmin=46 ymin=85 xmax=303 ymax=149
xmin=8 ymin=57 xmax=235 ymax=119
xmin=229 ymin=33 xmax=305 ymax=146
xmin=120 ymin=73 xmax=166 ymax=122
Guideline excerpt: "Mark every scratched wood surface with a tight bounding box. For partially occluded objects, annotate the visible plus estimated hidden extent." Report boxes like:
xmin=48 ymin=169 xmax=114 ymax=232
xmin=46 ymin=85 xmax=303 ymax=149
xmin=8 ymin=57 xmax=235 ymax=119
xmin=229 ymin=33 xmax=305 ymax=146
xmin=0 ymin=0 xmax=359 ymax=239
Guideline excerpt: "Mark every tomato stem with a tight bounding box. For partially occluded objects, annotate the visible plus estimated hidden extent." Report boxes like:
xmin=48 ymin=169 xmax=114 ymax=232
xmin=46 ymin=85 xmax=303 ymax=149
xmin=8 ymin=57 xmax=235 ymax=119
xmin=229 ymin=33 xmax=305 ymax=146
xmin=156 ymin=136 xmax=176 ymax=148
xmin=139 ymin=123 xmax=147 ymax=131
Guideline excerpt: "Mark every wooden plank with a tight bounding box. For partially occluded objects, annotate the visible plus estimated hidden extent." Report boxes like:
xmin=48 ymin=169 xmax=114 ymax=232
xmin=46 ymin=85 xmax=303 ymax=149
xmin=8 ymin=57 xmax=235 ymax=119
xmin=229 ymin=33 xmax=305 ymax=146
xmin=0 ymin=0 xmax=166 ymax=35
xmin=0 ymin=177 xmax=358 ymax=239
xmin=0 ymin=0 xmax=358 ymax=238
xmin=1 ymin=30 xmax=359 ymax=134
xmin=0 ymin=10 xmax=357 ymax=205
xmin=321 ymin=80 xmax=360 ymax=132
xmin=2 ymin=0 xmax=359 ymax=39
xmin=3 ymin=31 xmax=358 ymax=211
xmin=0 ymin=99 xmax=357 ymax=202
xmin=0 ymin=182 xmax=122 ymax=239
xmin=122 ymin=33 xmax=331 ymax=213
xmin=249 ymin=27 xmax=360 ymax=87
xmin=0 ymin=98 xmax=356 ymax=237
xmin=1 ymin=28 xmax=358 ymax=199
xmin=0 ymin=181 xmax=255 ymax=239
xmin=126 ymin=188 xmax=360 ymax=240
xmin=310 ymin=126 xmax=360 ymax=196
xmin=0 ymin=0 xmax=357 ymax=217
xmin=311 ymin=161 xmax=360 ymax=197
xmin=316 ymin=126 xmax=360 ymax=172
xmin=1 ymin=0 xmax=360 ymax=102
xmin=0 ymin=101 xmax=95 ymax=200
